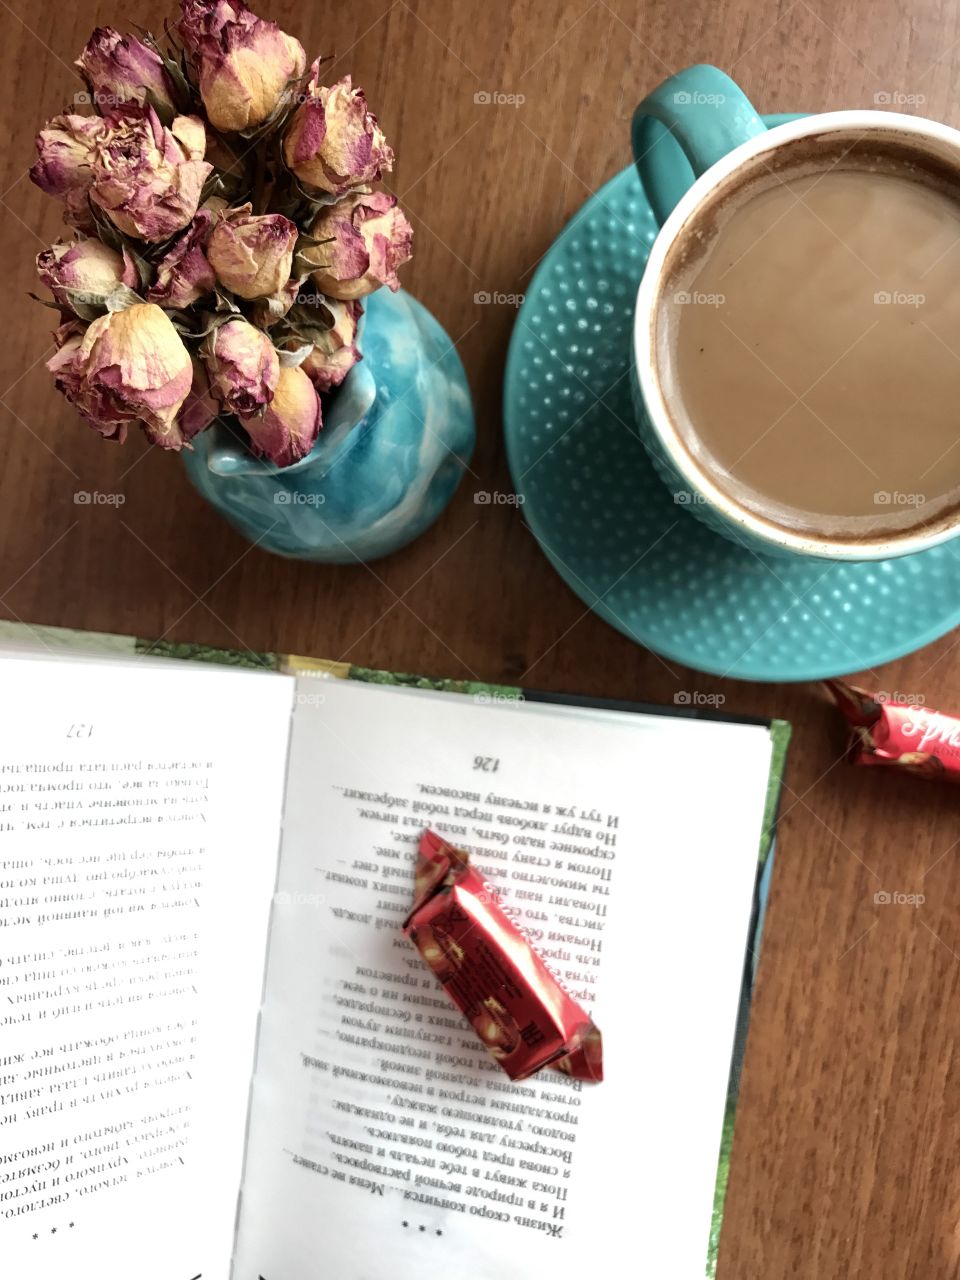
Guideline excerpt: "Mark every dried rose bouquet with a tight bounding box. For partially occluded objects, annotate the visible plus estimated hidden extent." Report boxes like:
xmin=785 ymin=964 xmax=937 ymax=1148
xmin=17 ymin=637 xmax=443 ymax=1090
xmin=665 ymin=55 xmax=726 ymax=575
xmin=30 ymin=1 xmax=414 ymax=467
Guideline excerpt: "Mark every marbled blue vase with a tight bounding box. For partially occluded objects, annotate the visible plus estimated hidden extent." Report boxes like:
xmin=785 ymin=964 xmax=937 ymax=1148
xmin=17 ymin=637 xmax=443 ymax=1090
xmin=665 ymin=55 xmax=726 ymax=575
xmin=181 ymin=288 xmax=475 ymax=563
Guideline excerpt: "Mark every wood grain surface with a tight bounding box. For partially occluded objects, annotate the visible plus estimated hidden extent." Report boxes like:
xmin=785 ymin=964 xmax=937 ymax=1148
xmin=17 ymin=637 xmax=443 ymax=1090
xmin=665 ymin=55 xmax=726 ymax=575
xmin=3 ymin=1 xmax=960 ymax=1274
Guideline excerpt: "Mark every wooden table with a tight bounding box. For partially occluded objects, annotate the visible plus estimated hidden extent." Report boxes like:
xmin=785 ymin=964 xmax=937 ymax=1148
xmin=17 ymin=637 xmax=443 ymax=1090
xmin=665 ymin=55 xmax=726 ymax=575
xmin=2 ymin=1 xmax=959 ymax=1273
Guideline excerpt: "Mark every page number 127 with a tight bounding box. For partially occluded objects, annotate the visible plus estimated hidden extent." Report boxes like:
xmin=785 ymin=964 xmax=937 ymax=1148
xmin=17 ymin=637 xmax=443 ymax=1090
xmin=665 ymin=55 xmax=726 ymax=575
xmin=473 ymin=756 xmax=499 ymax=773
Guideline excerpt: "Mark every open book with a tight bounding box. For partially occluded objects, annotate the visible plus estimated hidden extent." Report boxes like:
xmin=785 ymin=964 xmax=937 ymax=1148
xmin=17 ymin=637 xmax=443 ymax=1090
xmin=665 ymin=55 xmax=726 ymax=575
xmin=0 ymin=626 xmax=788 ymax=1279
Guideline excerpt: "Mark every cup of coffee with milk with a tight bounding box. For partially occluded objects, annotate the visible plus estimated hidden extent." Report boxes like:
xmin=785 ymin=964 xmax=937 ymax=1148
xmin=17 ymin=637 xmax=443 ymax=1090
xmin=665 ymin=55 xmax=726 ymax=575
xmin=631 ymin=65 xmax=960 ymax=560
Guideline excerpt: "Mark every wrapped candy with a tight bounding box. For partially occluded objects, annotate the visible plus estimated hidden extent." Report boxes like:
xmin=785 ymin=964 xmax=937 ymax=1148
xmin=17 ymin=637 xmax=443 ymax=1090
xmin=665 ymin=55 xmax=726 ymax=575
xmin=826 ymin=680 xmax=960 ymax=781
xmin=404 ymin=829 xmax=603 ymax=1082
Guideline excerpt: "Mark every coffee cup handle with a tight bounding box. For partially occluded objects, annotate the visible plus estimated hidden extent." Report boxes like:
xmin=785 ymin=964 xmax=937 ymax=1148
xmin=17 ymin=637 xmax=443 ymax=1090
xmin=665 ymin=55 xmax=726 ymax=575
xmin=632 ymin=65 xmax=767 ymax=226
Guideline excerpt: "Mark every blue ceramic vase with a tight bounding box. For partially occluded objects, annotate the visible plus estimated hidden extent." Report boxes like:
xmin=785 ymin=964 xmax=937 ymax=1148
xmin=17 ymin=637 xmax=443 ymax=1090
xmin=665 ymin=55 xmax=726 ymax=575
xmin=182 ymin=288 xmax=475 ymax=563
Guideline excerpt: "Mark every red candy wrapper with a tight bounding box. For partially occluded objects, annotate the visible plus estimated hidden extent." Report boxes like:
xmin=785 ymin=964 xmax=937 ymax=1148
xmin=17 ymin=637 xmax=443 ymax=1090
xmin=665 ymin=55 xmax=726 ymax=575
xmin=826 ymin=680 xmax=960 ymax=781
xmin=403 ymin=830 xmax=603 ymax=1082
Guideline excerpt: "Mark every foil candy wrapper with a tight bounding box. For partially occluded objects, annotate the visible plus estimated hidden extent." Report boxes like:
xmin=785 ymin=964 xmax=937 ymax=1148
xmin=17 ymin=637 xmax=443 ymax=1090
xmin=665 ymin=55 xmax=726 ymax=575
xmin=826 ymin=680 xmax=960 ymax=781
xmin=403 ymin=829 xmax=603 ymax=1082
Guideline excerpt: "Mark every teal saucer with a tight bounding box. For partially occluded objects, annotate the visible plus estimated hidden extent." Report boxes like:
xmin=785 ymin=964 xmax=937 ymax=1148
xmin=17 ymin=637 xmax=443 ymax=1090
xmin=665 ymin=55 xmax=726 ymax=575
xmin=503 ymin=123 xmax=960 ymax=682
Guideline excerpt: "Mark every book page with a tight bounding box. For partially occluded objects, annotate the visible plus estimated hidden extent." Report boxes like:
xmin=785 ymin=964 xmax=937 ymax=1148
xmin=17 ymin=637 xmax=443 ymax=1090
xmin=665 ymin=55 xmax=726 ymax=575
xmin=233 ymin=678 xmax=775 ymax=1280
xmin=0 ymin=655 xmax=293 ymax=1280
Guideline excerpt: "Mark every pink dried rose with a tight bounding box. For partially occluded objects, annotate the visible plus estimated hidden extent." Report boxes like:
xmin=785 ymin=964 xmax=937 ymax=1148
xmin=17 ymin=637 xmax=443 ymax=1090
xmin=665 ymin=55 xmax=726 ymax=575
xmin=53 ymin=319 xmax=86 ymax=349
xmin=89 ymin=106 xmax=212 ymax=244
xmin=207 ymin=204 xmax=298 ymax=300
xmin=76 ymin=27 xmax=177 ymax=116
xmin=202 ymin=195 xmax=230 ymax=216
xmin=62 ymin=189 xmax=98 ymax=235
xmin=283 ymin=69 xmax=393 ymax=195
xmin=30 ymin=113 xmax=104 ymax=199
xmin=147 ymin=210 xmax=217 ymax=309
xmin=46 ymin=302 xmax=194 ymax=448
xmin=306 ymin=191 xmax=413 ymax=300
xmin=202 ymin=317 xmax=279 ymax=416
xmin=178 ymin=0 xmax=306 ymax=134
xmin=250 ymin=276 xmax=303 ymax=328
xmin=36 ymin=239 xmax=139 ymax=312
xmin=176 ymin=358 xmax=221 ymax=440
xmin=48 ymin=320 xmax=123 ymax=440
xmin=299 ymin=299 xmax=362 ymax=392
xmin=240 ymin=364 xmax=320 ymax=466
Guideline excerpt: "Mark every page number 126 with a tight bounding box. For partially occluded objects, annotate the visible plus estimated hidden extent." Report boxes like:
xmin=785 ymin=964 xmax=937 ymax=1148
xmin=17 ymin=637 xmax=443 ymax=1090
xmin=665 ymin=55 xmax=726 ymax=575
xmin=473 ymin=756 xmax=499 ymax=773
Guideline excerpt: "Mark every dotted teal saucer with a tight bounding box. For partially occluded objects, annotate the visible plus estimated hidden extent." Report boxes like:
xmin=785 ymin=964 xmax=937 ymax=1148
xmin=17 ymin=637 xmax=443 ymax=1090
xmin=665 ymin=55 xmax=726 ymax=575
xmin=503 ymin=136 xmax=960 ymax=682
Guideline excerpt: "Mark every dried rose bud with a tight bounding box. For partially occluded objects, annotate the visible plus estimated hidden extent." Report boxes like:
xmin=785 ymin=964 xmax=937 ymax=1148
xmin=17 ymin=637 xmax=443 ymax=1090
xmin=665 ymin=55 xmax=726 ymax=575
xmin=62 ymin=188 xmax=98 ymax=235
xmin=202 ymin=195 xmax=231 ymax=218
xmin=306 ymin=192 xmax=413 ymax=300
xmin=207 ymin=204 xmax=298 ymax=300
xmin=147 ymin=210 xmax=217 ymax=309
xmin=177 ymin=358 xmax=220 ymax=440
xmin=36 ymin=239 xmax=139 ymax=312
xmin=283 ymin=69 xmax=393 ymax=195
xmin=299 ymin=298 xmax=362 ymax=391
xmin=76 ymin=27 xmax=177 ymax=116
xmin=178 ymin=0 xmax=306 ymax=134
xmin=240 ymin=364 xmax=321 ymax=467
xmin=48 ymin=321 xmax=125 ymax=439
xmin=30 ymin=113 xmax=105 ymax=198
xmin=46 ymin=302 xmax=194 ymax=447
xmin=250 ymin=277 xmax=303 ymax=329
xmin=53 ymin=319 xmax=85 ymax=350
xmin=89 ymin=106 xmax=212 ymax=243
xmin=202 ymin=317 xmax=279 ymax=417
